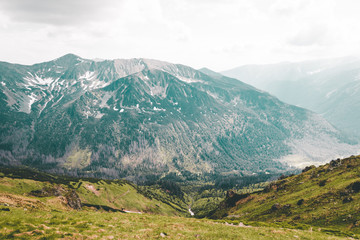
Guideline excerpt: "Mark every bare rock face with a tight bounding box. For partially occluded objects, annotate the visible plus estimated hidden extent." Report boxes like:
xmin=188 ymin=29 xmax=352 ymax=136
xmin=64 ymin=190 xmax=82 ymax=210
xmin=30 ymin=186 xmax=81 ymax=210
xmin=30 ymin=185 xmax=66 ymax=197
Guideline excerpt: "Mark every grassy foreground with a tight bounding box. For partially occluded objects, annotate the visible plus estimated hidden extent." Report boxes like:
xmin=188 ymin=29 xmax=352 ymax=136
xmin=0 ymin=163 xmax=358 ymax=239
xmin=0 ymin=207 xmax=349 ymax=239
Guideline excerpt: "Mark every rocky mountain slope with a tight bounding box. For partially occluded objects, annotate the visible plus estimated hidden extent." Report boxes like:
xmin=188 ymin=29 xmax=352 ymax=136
xmin=222 ymin=57 xmax=360 ymax=137
xmin=0 ymin=54 xmax=358 ymax=181
xmin=210 ymin=155 xmax=360 ymax=237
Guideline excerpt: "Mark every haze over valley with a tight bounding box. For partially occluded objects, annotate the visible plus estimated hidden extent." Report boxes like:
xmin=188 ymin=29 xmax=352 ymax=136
xmin=223 ymin=56 xmax=360 ymax=137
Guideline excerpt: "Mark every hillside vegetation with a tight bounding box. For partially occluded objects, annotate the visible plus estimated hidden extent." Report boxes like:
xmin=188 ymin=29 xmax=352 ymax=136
xmin=0 ymin=164 xmax=357 ymax=239
xmin=0 ymin=208 xmax=347 ymax=239
xmin=210 ymin=155 xmax=360 ymax=238
xmin=0 ymin=166 xmax=187 ymax=216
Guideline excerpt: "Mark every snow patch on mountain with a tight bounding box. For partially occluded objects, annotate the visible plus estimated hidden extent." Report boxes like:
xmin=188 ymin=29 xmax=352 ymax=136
xmin=76 ymin=58 xmax=85 ymax=63
xmin=49 ymin=78 xmax=61 ymax=92
xmin=78 ymin=71 xmax=110 ymax=90
xmin=24 ymin=73 xmax=54 ymax=86
xmin=17 ymin=93 xmax=37 ymax=114
xmin=79 ymin=71 xmax=96 ymax=81
xmin=52 ymin=95 xmax=64 ymax=107
xmin=153 ymin=106 xmax=166 ymax=111
xmin=95 ymin=112 xmax=105 ymax=118
xmin=38 ymin=95 xmax=54 ymax=116
xmin=176 ymin=76 xmax=203 ymax=83
xmin=90 ymin=80 xmax=107 ymax=90
xmin=99 ymin=93 xmax=112 ymax=108
xmin=206 ymin=91 xmax=220 ymax=100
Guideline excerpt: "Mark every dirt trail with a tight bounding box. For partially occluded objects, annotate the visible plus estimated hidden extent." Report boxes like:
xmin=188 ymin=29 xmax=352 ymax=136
xmin=119 ymin=190 xmax=130 ymax=197
xmin=85 ymin=184 xmax=100 ymax=196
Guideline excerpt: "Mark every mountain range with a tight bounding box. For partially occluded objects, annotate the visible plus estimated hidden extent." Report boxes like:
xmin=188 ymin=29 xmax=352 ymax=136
xmin=222 ymin=57 xmax=360 ymax=137
xmin=0 ymin=54 xmax=358 ymax=181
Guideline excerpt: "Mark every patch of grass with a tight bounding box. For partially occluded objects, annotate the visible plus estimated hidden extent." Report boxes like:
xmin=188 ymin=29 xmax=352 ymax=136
xmin=0 ymin=166 xmax=187 ymax=216
xmin=210 ymin=155 xmax=360 ymax=237
xmin=0 ymin=208 xmax=349 ymax=239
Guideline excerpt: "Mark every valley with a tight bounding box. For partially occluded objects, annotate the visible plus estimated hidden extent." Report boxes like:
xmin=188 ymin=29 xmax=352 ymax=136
xmin=2 ymin=156 xmax=360 ymax=239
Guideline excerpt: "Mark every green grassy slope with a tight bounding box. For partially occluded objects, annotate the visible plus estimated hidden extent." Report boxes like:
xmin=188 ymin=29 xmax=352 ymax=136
xmin=0 ymin=166 xmax=187 ymax=216
xmin=210 ymin=155 xmax=360 ymax=237
xmin=0 ymin=165 xmax=355 ymax=239
xmin=0 ymin=208 xmax=348 ymax=239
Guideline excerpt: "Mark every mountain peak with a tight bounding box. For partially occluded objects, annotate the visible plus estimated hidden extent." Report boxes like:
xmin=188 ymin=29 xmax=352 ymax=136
xmin=53 ymin=53 xmax=83 ymax=66
xmin=56 ymin=53 xmax=80 ymax=60
xmin=113 ymin=58 xmax=174 ymax=70
xmin=198 ymin=67 xmax=222 ymax=78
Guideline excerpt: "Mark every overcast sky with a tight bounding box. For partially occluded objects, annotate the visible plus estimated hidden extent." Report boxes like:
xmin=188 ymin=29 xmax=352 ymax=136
xmin=1 ymin=0 xmax=360 ymax=71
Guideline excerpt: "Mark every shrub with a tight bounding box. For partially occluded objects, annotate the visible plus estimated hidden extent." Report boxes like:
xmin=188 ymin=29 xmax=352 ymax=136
xmin=302 ymin=165 xmax=315 ymax=173
xmin=347 ymin=181 xmax=360 ymax=193
xmin=319 ymin=180 xmax=327 ymax=187
xmin=271 ymin=203 xmax=281 ymax=211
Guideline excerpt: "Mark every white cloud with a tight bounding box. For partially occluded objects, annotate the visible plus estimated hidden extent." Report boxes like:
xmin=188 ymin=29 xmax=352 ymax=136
xmin=0 ymin=0 xmax=360 ymax=71
xmin=288 ymin=24 xmax=328 ymax=46
xmin=0 ymin=0 xmax=122 ymax=26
